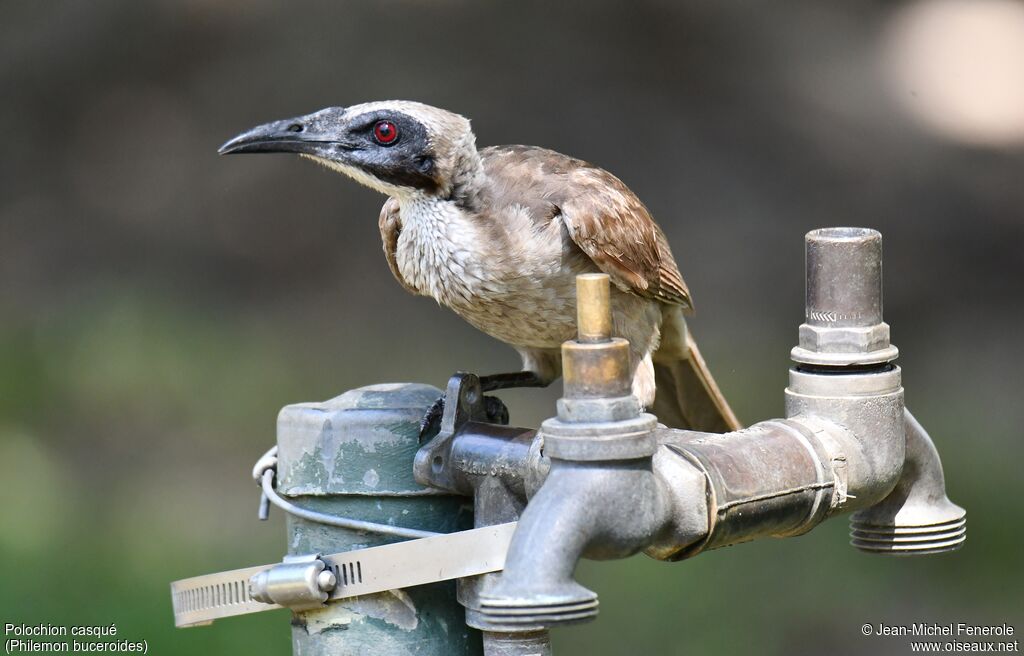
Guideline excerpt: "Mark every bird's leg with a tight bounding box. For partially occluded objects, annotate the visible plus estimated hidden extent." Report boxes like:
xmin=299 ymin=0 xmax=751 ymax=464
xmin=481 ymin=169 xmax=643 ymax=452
xmin=478 ymin=371 xmax=550 ymax=393
xmin=418 ymin=371 xmax=550 ymax=442
xmin=476 ymin=371 xmax=550 ymax=429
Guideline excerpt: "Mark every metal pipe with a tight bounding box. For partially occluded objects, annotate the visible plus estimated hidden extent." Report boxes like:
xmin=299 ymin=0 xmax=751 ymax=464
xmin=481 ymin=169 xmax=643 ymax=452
xmin=462 ymin=477 xmax=554 ymax=654
xmin=648 ymin=419 xmax=837 ymax=560
xmin=644 ymin=406 xmax=965 ymax=560
xmin=446 ymin=423 xmax=537 ymax=499
xmin=480 ymin=631 xmax=552 ymax=656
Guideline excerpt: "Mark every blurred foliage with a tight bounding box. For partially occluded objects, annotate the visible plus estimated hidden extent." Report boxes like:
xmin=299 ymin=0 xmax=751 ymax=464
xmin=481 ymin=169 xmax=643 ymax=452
xmin=1 ymin=1 xmax=1021 ymax=655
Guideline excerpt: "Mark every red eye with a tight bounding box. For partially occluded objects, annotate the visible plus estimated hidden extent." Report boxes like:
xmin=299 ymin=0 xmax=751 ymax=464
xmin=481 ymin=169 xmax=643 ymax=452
xmin=373 ymin=120 xmax=398 ymax=144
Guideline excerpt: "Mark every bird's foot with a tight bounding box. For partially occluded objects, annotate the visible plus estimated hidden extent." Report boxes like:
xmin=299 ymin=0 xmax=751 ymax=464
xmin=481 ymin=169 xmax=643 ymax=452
xmin=484 ymin=395 xmax=509 ymax=425
xmin=417 ymin=393 xmax=509 ymax=442
xmin=418 ymin=395 xmax=447 ymax=442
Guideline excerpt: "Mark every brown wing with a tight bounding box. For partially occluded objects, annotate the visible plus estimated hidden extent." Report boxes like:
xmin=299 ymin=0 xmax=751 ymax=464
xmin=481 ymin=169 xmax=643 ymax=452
xmin=480 ymin=145 xmax=692 ymax=309
xmin=378 ymin=197 xmax=421 ymax=295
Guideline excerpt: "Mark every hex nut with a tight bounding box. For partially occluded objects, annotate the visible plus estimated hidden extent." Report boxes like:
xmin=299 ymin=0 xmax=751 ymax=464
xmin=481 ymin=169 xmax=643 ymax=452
xmin=798 ymin=322 xmax=891 ymax=354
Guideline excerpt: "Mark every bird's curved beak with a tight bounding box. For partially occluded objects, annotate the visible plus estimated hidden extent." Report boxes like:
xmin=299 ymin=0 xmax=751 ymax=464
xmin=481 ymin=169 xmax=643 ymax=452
xmin=218 ymin=107 xmax=348 ymax=156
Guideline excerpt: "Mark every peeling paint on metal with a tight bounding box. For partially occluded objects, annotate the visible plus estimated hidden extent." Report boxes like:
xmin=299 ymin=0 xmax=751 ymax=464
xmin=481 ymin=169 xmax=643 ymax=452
xmin=302 ymin=605 xmax=355 ymax=635
xmin=341 ymin=590 xmax=419 ymax=631
xmin=279 ymin=384 xmax=482 ymax=655
xmin=277 ymin=384 xmax=448 ymax=496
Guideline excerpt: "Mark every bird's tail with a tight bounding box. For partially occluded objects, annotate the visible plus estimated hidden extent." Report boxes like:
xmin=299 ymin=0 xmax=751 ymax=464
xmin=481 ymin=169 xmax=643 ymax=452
xmin=652 ymin=314 xmax=741 ymax=433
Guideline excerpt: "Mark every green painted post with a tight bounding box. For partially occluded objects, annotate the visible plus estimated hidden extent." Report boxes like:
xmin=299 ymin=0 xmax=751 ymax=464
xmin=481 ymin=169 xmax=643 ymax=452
xmin=275 ymin=383 xmax=482 ymax=656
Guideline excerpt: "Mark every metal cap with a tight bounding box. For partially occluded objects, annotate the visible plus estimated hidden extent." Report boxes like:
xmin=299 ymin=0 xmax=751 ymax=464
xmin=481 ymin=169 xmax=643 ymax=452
xmin=791 ymin=227 xmax=899 ymax=366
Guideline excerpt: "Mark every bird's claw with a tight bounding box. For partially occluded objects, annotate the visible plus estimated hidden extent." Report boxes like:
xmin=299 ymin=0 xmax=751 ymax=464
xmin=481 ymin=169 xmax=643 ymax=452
xmin=417 ymin=392 xmax=510 ymax=443
xmin=418 ymin=395 xmax=447 ymax=443
xmin=483 ymin=395 xmax=509 ymax=425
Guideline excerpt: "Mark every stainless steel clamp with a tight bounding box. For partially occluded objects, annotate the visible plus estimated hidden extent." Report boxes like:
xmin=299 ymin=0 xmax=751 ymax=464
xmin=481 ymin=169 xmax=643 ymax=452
xmin=170 ymin=522 xmax=517 ymax=628
xmin=248 ymin=553 xmax=337 ymax=612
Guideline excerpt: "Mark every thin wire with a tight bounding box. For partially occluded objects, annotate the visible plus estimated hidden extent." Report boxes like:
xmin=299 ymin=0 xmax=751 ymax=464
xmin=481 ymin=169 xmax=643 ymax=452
xmin=255 ymin=449 xmax=440 ymax=540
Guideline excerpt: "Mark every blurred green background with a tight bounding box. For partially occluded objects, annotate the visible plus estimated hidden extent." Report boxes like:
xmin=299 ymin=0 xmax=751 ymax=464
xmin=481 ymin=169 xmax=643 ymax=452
xmin=1 ymin=1 xmax=1022 ymax=654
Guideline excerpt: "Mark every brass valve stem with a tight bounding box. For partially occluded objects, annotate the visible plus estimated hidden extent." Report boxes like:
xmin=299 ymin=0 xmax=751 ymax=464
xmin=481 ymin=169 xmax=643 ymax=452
xmin=576 ymin=273 xmax=612 ymax=342
xmin=562 ymin=274 xmax=632 ymax=400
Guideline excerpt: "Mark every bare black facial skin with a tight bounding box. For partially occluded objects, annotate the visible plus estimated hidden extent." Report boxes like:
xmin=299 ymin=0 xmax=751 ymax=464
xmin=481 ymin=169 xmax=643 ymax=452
xmin=219 ymin=106 xmax=439 ymax=193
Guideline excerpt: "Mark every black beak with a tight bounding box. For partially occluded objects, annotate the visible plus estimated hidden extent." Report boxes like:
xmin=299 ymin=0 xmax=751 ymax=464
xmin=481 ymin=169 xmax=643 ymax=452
xmin=218 ymin=107 xmax=348 ymax=156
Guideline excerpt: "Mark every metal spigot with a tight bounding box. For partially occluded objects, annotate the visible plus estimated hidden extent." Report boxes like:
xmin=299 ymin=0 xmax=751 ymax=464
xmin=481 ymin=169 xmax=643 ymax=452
xmin=786 ymin=227 xmax=966 ymax=555
xmin=477 ymin=274 xmax=668 ymax=630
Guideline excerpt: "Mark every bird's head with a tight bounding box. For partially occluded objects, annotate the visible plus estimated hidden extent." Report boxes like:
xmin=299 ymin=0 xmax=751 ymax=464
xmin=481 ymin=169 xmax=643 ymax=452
xmin=219 ymin=101 xmax=478 ymax=199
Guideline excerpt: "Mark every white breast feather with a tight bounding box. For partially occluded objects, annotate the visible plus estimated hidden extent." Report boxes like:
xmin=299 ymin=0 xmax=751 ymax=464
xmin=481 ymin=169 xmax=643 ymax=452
xmin=394 ymin=197 xmax=588 ymax=347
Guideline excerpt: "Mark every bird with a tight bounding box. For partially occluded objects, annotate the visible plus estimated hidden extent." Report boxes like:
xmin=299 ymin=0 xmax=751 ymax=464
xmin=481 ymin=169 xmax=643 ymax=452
xmin=219 ymin=101 xmax=741 ymax=434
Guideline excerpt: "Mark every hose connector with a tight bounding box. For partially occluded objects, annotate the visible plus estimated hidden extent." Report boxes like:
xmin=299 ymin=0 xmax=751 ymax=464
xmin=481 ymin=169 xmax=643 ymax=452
xmin=849 ymin=410 xmax=967 ymax=555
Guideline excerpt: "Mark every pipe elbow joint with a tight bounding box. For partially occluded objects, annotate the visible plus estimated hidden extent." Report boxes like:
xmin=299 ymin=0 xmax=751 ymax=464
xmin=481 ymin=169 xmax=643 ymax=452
xmin=785 ymin=366 xmax=906 ymax=512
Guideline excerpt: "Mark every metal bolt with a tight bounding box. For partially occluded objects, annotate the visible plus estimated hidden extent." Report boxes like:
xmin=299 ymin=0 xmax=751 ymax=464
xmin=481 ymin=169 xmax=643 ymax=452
xmin=317 ymin=570 xmax=337 ymax=592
